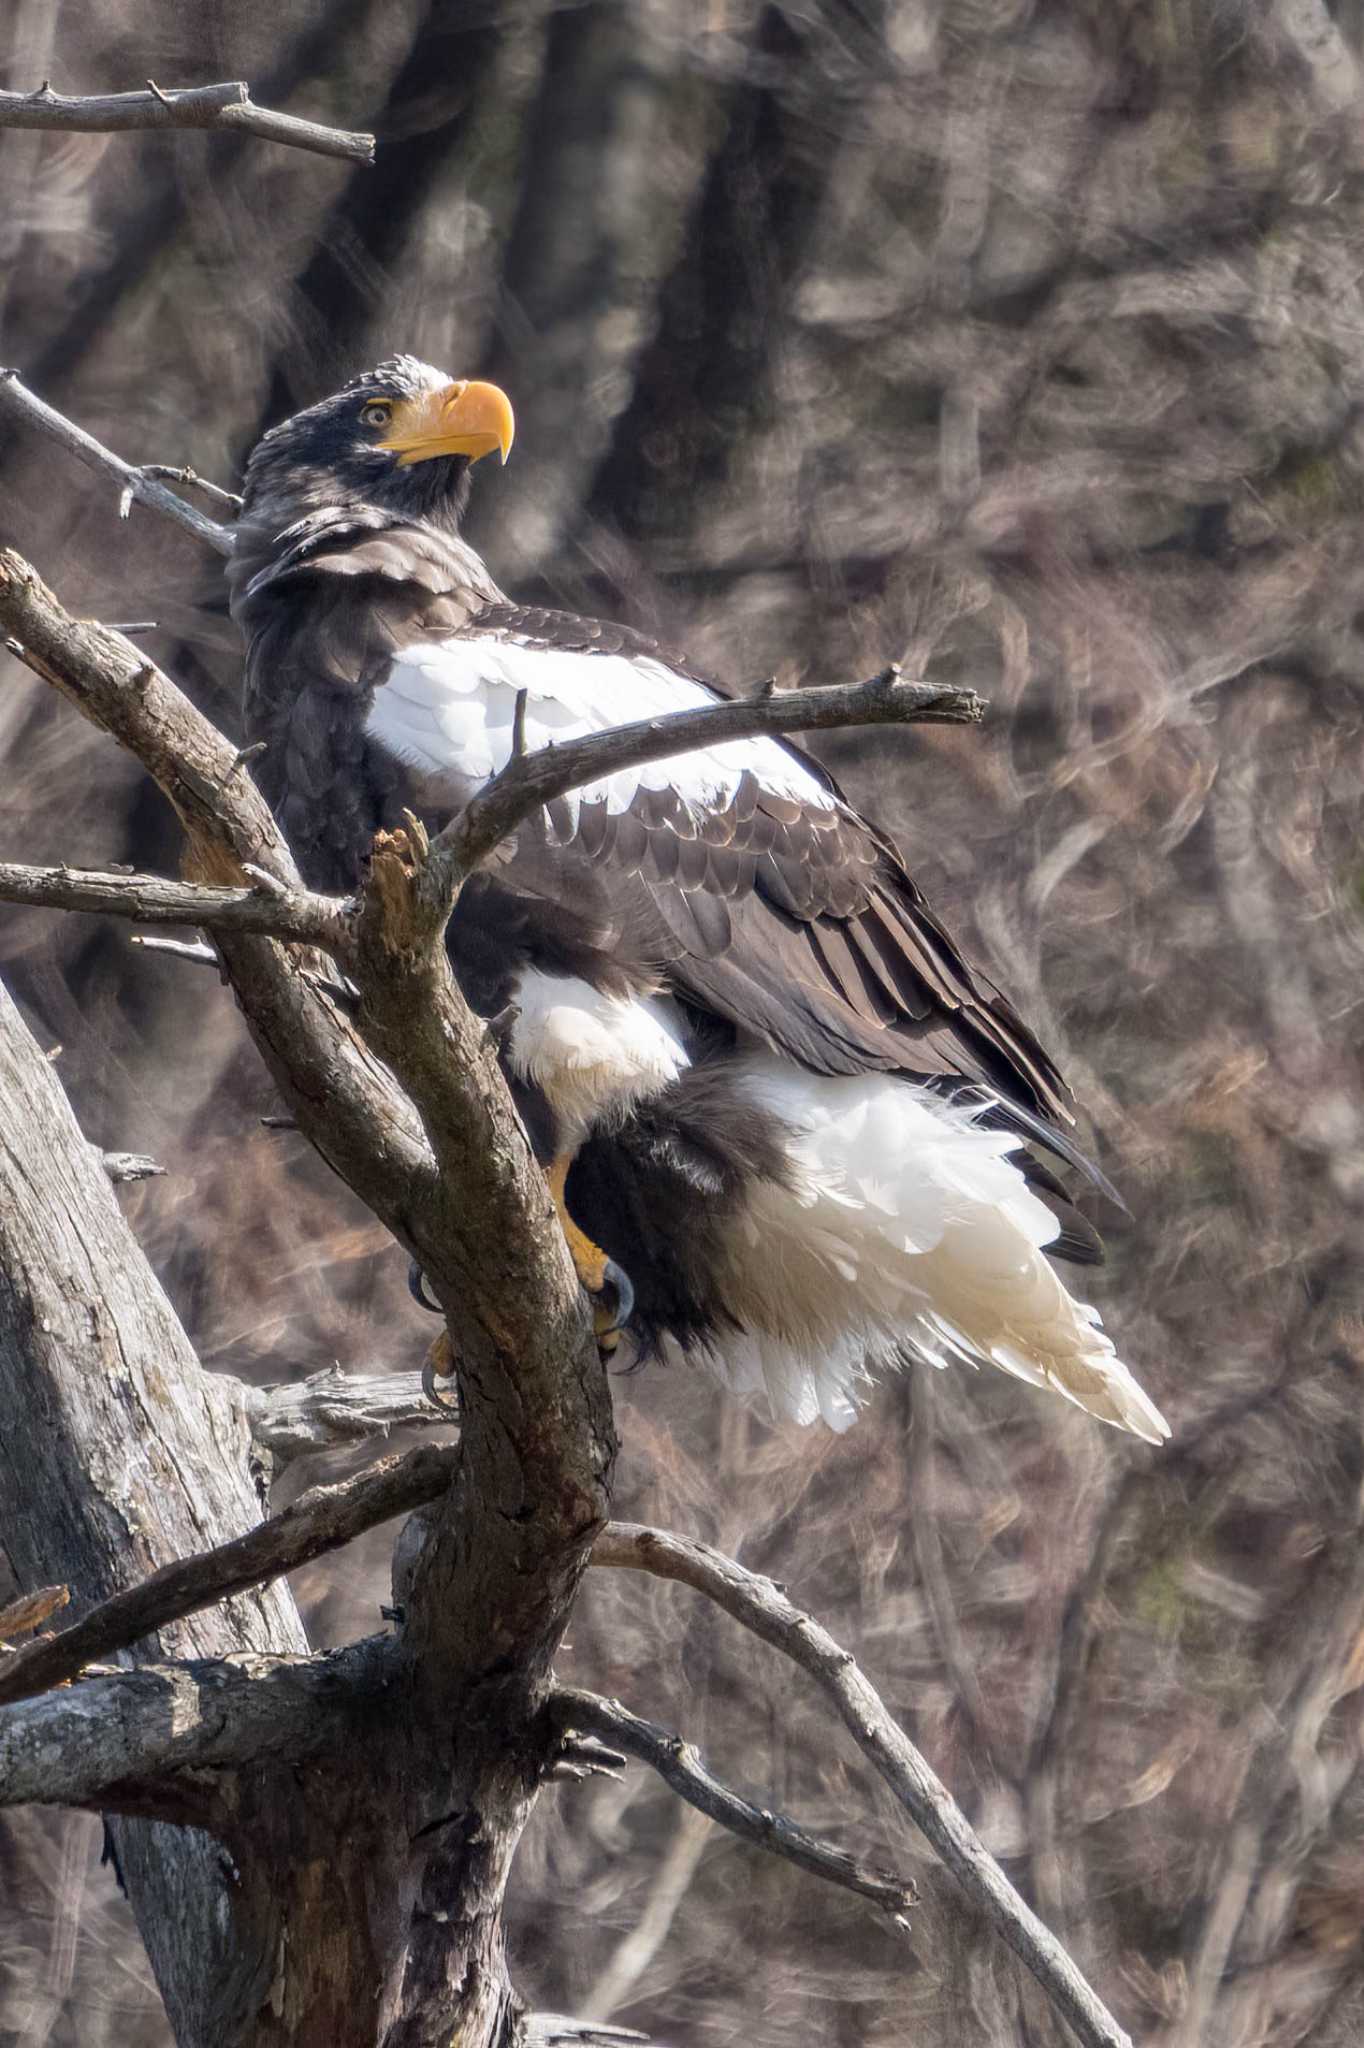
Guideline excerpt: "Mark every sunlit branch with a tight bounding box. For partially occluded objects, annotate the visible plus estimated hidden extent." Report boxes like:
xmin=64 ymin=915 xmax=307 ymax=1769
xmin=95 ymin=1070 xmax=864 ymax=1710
xmin=432 ymin=665 xmax=983 ymax=889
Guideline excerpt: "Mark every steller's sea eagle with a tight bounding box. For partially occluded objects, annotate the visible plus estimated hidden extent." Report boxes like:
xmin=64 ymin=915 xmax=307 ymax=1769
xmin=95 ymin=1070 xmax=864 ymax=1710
xmin=228 ymin=357 xmax=1168 ymax=1445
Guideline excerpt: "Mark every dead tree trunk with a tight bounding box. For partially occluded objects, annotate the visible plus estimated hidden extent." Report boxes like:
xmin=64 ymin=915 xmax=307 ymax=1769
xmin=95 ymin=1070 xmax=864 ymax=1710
xmin=0 ymin=973 xmax=310 ymax=2043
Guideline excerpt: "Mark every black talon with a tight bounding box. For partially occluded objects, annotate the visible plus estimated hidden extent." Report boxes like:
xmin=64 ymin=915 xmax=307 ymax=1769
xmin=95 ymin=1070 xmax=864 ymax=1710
xmin=408 ymin=1259 xmax=442 ymax=1313
xmin=422 ymin=1349 xmax=460 ymax=1412
xmin=598 ymin=1258 xmax=635 ymax=1336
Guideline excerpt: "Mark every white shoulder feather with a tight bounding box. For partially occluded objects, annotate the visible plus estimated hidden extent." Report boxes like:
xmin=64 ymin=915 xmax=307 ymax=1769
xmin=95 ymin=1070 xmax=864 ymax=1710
xmin=365 ymin=636 xmax=836 ymax=817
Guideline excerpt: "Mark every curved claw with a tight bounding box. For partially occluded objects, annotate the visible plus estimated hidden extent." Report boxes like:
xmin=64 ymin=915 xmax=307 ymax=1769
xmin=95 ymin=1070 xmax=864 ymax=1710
xmin=593 ymin=1258 xmax=635 ymax=1356
xmin=598 ymin=1258 xmax=634 ymax=1334
xmin=422 ymin=1331 xmax=459 ymax=1412
xmin=408 ymin=1259 xmax=442 ymax=1314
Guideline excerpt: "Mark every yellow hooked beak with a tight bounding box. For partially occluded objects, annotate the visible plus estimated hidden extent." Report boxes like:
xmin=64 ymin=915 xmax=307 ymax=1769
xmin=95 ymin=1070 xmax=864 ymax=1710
xmin=378 ymin=379 xmax=515 ymax=467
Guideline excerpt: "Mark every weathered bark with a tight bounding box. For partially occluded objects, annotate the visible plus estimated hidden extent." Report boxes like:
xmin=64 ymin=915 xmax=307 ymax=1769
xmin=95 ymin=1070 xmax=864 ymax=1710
xmin=0 ymin=973 xmax=311 ymax=2042
xmin=0 ymin=950 xmax=581 ymax=2048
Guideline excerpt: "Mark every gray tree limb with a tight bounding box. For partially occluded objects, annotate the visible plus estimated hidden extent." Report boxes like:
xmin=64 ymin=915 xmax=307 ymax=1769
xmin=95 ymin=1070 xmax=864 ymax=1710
xmin=593 ymin=1523 xmax=1135 ymax=2048
xmin=0 ymin=856 xmax=345 ymax=943
xmin=434 ymin=664 xmax=984 ymax=885
xmin=550 ymin=1687 xmax=916 ymax=1919
xmin=0 ymin=371 xmax=235 ymax=553
xmin=0 ymin=972 xmax=311 ymax=2042
xmin=0 ymin=1444 xmax=458 ymax=1709
xmin=0 ymin=80 xmax=374 ymax=163
xmin=0 ymin=1642 xmax=390 ymax=1818
xmin=100 ymin=1148 xmax=165 ymax=1182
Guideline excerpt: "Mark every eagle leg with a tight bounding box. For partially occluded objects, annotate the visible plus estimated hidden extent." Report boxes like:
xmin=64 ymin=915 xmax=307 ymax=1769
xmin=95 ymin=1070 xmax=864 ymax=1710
xmin=406 ymin=1170 xmax=634 ymax=1358
xmin=545 ymin=1153 xmax=635 ymax=1354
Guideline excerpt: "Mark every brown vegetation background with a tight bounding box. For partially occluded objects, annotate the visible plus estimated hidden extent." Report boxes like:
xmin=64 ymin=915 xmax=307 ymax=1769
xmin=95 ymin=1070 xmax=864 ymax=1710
xmin=4 ymin=3 xmax=1364 ymax=2043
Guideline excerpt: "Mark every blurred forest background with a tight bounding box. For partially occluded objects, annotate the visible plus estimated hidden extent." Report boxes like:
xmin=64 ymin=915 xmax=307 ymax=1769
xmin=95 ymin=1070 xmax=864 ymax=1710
xmin=3 ymin=2 xmax=1364 ymax=2043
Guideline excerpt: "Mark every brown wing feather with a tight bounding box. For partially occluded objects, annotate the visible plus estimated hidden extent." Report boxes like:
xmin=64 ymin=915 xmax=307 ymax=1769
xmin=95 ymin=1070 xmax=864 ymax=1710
xmin=232 ymin=533 xmax=1076 ymax=1136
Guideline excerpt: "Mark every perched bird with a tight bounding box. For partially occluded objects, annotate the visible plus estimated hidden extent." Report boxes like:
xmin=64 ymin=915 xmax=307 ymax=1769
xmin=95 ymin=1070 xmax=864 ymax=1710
xmin=229 ymin=356 xmax=1168 ymax=1444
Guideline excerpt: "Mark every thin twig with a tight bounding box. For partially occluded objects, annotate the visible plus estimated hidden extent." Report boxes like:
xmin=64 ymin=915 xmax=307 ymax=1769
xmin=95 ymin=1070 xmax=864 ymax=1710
xmin=0 ymin=858 xmax=346 ymax=945
xmin=0 ymin=1444 xmax=458 ymax=1708
xmin=592 ymin=1523 xmax=1134 ymax=2048
xmin=548 ymin=1734 xmax=628 ymax=1784
xmin=551 ymin=1688 xmax=915 ymax=1920
xmin=510 ymin=687 xmax=530 ymax=761
xmin=0 ymin=81 xmax=374 ymax=163
xmin=0 ymin=373 xmax=234 ymax=554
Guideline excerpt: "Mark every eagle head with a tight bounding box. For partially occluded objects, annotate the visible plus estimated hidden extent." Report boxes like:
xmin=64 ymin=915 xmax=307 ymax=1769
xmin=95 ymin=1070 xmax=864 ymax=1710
xmin=238 ymin=356 xmax=515 ymax=527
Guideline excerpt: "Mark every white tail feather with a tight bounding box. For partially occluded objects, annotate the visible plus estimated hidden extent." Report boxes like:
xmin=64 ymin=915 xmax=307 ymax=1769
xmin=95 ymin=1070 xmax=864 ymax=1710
xmin=676 ymin=1061 xmax=1169 ymax=1444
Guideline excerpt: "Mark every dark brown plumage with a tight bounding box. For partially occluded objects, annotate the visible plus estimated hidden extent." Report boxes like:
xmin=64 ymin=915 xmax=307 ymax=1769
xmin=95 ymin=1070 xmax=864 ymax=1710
xmin=229 ymin=358 xmax=1165 ymax=1442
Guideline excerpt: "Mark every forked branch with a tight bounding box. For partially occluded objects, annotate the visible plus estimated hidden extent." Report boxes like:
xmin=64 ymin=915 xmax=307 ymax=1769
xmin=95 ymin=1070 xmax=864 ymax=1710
xmin=594 ymin=1523 xmax=1135 ymax=2048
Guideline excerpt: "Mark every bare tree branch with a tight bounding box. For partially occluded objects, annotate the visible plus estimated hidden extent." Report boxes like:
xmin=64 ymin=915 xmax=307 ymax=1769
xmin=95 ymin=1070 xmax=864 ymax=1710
xmin=0 ymin=551 xmax=299 ymax=882
xmin=0 ymin=372 xmax=235 ymax=553
xmin=431 ymin=664 xmax=984 ymax=886
xmin=592 ymin=1523 xmax=1134 ymax=2048
xmin=0 ymin=967 xmax=314 ymax=2035
xmin=100 ymin=1149 xmax=165 ymax=1183
xmin=0 ymin=80 xmax=374 ymax=164
xmin=0 ymin=1641 xmax=389 ymax=1816
xmin=551 ymin=1688 xmax=916 ymax=1920
xmin=137 ymin=463 xmax=243 ymax=513
xmin=0 ymin=857 xmax=346 ymax=943
xmin=245 ymin=1363 xmax=457 ymax=1463
xmin=0 ymin=1444 xmax=457 ymax=1708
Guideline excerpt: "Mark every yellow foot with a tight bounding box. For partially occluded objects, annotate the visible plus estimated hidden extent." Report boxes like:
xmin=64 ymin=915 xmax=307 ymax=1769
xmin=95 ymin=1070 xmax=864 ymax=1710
xmin=545 ymin=1153 xmax=635 ymax=1354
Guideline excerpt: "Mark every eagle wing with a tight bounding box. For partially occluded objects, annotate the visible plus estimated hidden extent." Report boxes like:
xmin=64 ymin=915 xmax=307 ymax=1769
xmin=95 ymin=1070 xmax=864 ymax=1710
xmin=234 ymin=527 xmax=1097 ymax=1199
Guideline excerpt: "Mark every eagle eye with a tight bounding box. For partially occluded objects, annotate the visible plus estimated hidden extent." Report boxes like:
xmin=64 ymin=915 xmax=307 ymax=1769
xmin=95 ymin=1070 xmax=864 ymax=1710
xmin=360 ymin=399 xmax=394 ymax=430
